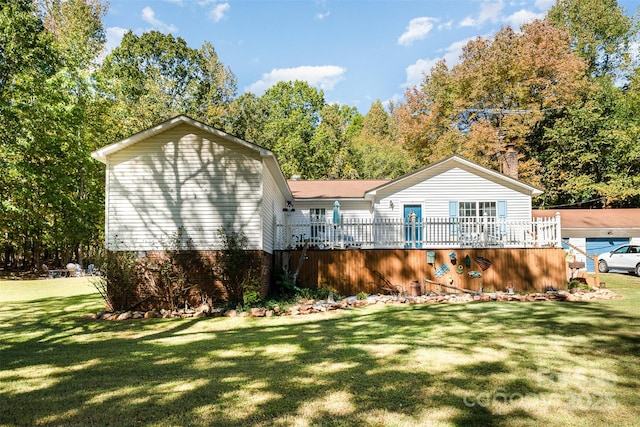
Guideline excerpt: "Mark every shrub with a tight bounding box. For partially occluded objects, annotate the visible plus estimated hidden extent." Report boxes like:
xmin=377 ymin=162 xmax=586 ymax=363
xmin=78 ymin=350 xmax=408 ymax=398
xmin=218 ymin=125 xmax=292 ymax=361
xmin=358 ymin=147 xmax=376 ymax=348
xmin=270 ymin=266 xmax=301 ymax=299
xmin=356 ymin=291 xmax=369 ymax=300
xmin=568 ymin=280 xmax=590 ymax=290
xmin=91 ymin=246 xmax=138 ymax=311
xmin=215 ymin=225 xmax=259 ymax=306
xmin=137 ymin=228 xmax=200 ymax=311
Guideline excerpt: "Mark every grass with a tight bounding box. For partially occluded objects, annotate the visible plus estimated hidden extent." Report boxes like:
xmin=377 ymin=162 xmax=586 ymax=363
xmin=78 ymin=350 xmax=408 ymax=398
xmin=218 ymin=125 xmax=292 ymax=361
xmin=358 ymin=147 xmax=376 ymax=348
xmin=0 ymin=274 xmax=639 ymax=426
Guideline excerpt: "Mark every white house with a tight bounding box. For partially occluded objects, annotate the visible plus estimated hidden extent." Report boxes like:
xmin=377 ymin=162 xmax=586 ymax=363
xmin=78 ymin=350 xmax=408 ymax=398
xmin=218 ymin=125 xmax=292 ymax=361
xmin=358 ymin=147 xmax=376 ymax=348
xmin=284 ymin=156 xmax=558 ymax=249
xmin=92 ymin=116 xmax=560 ymax=255
xmin=91 ymin=115 xmax=291 ymax=253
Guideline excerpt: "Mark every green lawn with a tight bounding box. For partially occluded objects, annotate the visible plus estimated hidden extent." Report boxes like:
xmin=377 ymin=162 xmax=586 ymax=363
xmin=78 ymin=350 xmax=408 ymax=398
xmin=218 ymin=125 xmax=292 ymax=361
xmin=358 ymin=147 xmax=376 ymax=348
xmin=1 ymin=275 xmax=639 ymax=427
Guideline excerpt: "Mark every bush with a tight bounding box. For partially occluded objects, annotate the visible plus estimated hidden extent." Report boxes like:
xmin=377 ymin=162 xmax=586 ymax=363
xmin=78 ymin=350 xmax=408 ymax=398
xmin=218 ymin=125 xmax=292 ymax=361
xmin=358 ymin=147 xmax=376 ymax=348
xmin=568 ymin=280 xmax=590 ymax=290
xmin=356 ymin=291 xmax=368 ymax=300
xmin=91 ymin=247 xmax=138 ymax=311
xmin=270 ymin=266 xmax=301 ymax=299
xmin=215 ymin=225 xmax=260 ymax=306
xmin=137 ymin=228 xmax=201 ymax=311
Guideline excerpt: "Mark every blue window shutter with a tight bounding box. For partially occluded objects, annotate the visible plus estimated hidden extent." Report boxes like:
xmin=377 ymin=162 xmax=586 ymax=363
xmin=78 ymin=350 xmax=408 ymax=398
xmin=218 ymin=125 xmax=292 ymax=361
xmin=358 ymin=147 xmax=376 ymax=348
xmin=449 ymin=201 xmax=458 ymax=235
xmin=498 ymin=201 xmax=507 ymax=234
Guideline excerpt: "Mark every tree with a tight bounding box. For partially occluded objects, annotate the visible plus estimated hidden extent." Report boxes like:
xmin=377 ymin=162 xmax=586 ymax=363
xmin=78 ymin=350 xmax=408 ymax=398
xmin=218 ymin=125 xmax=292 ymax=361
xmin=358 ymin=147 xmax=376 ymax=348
xmin=259 ymin=81 xmax=326 ymax=179
xmin=96 ymin=31 xmax=237 ymax=141
xmin=39 ymin=0 xmax=108 ymax=265
xmin=0 ymin=0 xmax=109 ymax=269
xmin=532 ymin=0 xmax=640 ymax=207
xmin=0 ymin=0 xmax=59 ymax=268
xmin=40 ymin=0 xmax=107 ymax=69
xmin=196 ymin=41 xmax=237 ymax=129
xmin=224 ymin=92 xmax=268 ymax=144
xmin=396 ymin=20 xmax=589 ymax=187
xmin=547 ymin=0 xmax=636 ymax=79
xmin=350 ymin=100 xmax=415 ymax=179
xmin=535 ymin=78 xmax=640 ymax=207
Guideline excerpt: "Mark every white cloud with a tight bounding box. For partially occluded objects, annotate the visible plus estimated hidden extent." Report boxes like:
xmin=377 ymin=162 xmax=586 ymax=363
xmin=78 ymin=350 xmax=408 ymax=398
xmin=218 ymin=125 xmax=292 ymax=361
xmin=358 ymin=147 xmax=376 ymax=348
xmin=460 ymin=1 xmax=504 ymax=27
xmin=404 ymin=58 xmax=439 ymax=88
xmin=164 ymin=0 xmax=184 ymax=5
xmin=402 ymin=38 xmax=471 ymax=90
xmin=196 ymin=0 xmax=230 ymax=22
xmin=105 ymin=26 xmax=128 ymax=54
xmin=398 ymin=17 xmax=438 ymax=46
xmin=315 ymin=11 xmax=330 ymax=20
xmin=209 ymin=2 xmax=230 ymax=22
xmin=246 ymin=65 xmax=346 ymax=95
xmin=141 ymin=6 xmax=178 ymax=33
xmin=535 ymin=0 xmax=555 ymax=10
xmin=505 ymin=9 xmax=545 ymax=28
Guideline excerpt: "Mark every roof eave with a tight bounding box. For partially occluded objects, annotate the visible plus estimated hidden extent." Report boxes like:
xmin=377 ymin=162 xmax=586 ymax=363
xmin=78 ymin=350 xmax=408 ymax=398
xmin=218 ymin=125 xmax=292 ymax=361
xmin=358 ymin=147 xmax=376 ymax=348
xmin=90 ymin=115 xmax=272 ymax=164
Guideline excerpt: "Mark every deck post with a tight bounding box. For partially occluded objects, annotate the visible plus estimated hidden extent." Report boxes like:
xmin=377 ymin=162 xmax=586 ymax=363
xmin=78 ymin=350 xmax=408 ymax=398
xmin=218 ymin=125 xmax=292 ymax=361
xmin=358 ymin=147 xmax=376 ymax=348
xmin=555 ymin=211 xmax=562 ymax=248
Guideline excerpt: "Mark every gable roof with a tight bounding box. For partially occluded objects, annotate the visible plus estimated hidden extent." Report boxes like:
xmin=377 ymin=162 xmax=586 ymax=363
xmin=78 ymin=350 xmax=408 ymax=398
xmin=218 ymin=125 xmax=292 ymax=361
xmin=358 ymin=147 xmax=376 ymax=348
xmin=288 ymin=155 xmax=542 ymax=201
xmin=91 ymin=115 xmax=292 ymax=199
xmin=534 ymin=209 xmax=640 ymax=230
xmin=91 ymin=115 xmax=272 ymax=163
xmin=364 ymin=155 xmax=543 ymax=199
xmin=288 ymin=180 xmax=389 ymax=199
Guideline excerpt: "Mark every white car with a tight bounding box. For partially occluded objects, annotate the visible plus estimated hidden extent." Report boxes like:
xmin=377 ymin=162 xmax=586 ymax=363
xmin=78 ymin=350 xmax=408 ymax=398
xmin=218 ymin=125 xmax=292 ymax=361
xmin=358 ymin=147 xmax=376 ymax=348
xmin=597 ymin=245 xmax=640 ymax=276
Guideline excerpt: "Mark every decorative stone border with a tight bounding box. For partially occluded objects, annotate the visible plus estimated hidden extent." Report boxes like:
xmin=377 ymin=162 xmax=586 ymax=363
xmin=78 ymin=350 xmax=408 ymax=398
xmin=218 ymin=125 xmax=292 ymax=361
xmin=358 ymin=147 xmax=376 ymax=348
xmin=89 ymin=287 xmax=620 ymax=321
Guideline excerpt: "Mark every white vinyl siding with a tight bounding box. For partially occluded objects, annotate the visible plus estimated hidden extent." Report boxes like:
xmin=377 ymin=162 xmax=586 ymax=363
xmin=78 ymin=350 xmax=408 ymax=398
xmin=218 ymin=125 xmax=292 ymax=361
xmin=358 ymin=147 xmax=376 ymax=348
xmin=374 ymin=167 xmax=532 ymax=222
xmin=261 ymin=165 xmax=286 ymax=253
xmin=292 ymin=200 xmax=373 ymax=223
xmin=106 ymin=123 xmax=263 ymax=250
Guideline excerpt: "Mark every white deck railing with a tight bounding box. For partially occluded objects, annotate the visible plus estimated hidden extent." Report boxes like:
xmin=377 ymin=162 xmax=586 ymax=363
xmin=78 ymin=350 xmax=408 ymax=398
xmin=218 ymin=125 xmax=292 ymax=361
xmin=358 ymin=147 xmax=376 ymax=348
xmin=275 ymin=213 xmax=561 ymax=250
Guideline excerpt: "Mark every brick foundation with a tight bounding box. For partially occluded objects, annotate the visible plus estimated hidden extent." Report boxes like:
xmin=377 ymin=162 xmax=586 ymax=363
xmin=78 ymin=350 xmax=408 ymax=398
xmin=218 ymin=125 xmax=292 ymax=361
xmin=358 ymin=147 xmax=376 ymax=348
xmin=125 ymin=250 xmax=273 ymax=310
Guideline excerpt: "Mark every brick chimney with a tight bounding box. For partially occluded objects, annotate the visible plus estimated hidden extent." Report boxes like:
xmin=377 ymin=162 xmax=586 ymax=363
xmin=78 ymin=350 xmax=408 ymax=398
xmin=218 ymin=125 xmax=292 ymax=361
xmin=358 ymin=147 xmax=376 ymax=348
xmin=503 ymin=142 xmax=518 ymax=180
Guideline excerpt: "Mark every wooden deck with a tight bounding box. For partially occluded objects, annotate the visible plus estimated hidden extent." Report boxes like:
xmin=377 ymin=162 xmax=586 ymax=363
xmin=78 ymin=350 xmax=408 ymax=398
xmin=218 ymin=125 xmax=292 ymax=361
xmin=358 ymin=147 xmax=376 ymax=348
xmin=276 ymin=247 xmax=568 ymax=295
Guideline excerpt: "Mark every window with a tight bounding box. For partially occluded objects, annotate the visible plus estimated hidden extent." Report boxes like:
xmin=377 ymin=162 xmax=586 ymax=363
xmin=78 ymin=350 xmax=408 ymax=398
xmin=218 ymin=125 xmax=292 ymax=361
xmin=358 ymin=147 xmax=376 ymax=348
xmin=459 ymin=202 xmax=477 ymax=218
xmin=310 ymin=208 xmax=326 ymax=238
xmin=459 ymin=201 xmax=496 ymax=220
xmin=459 ymin=201 xmax=498 ymax=235
xmin=451 ymin=200 xmax=507 ymax=245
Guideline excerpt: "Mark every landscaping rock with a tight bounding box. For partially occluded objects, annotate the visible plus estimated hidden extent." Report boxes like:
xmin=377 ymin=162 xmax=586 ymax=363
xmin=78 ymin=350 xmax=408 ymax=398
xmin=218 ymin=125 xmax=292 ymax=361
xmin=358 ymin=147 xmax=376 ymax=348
xmin=92 ymin=286 xmax=622 ymax=321
xmin=116 ymin=311 xmax=132 ymax=321
xmin=250 ymin=307 xmax=266 ymax=317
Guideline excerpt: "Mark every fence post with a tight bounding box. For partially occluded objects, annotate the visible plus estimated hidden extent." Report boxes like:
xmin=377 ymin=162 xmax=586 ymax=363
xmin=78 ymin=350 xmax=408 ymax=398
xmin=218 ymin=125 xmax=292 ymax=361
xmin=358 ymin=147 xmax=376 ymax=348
xmin=554 ymin=211 xmax=562 ymax=248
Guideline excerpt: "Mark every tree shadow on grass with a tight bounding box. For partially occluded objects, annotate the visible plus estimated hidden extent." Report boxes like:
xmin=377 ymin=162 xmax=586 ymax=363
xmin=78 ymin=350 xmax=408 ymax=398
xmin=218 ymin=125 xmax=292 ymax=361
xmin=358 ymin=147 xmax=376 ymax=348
xmin=1 ymin=296 xmax=639 ymax=426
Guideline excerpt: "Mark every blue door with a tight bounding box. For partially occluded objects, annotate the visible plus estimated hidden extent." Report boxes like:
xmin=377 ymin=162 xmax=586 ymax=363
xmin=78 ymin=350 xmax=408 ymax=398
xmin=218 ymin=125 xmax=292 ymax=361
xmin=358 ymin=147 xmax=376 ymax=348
xmin=404 ymin=205 xmax=422 ymax=248
xmin=585 ymin=237 xmax=629 ymax=271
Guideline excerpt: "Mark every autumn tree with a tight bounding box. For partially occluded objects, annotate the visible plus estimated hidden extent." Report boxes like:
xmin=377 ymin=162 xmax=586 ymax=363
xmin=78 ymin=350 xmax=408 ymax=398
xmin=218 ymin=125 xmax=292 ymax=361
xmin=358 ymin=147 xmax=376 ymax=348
xmin=531 ymin=0 xmax=640 ymax=207
xmin=396 ymin=20 xmax=589 ymax=187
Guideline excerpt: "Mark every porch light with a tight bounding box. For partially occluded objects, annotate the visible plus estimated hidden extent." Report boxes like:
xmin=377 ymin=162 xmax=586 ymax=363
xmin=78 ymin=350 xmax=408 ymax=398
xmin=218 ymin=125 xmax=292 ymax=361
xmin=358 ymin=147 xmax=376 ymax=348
xmin=389 ymin=200 xmax=394 ymax=209
xmin=283 ymin=201 xmax=295 ymax=212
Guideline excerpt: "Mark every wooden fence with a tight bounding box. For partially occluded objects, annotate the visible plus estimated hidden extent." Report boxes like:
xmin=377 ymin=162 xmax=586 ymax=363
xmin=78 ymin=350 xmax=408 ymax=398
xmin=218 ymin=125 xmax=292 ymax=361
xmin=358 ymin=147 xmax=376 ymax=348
xmin=275 ymin=248 xmax=568 ymax=296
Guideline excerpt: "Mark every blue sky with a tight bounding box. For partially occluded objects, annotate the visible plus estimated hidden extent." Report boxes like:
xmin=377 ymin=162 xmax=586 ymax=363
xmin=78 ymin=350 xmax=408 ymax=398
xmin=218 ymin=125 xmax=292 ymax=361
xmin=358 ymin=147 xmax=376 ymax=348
xmin=104 ymin=0 xmax=639 ymax=113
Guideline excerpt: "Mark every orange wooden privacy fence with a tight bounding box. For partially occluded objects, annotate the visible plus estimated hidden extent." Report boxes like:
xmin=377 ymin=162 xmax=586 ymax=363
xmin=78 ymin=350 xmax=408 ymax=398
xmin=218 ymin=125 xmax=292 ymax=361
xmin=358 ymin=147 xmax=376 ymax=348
xmin=276 ymin=248 xmax=568 ymax=295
